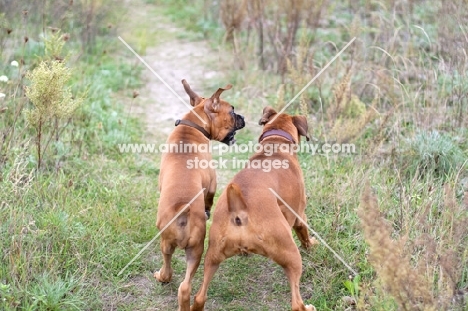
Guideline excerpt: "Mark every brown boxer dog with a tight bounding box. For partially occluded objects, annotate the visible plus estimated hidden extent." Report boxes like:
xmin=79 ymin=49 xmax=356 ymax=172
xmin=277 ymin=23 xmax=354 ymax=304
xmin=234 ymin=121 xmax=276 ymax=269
xmin=191 ymin=106 xmax=317 ymax=311
xmin=154 ymin=80 xmax=244 ymax=311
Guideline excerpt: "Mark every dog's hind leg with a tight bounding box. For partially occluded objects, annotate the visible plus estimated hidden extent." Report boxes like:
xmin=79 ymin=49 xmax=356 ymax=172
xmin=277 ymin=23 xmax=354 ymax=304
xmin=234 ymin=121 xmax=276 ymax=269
xmin=178 ymin=226 xmax=205 ymax=311
xmin=190 ymin=245 xmax=225 ymax=311
xmin=269 ymin=224 xmax=316 ymax=311
xmin=154 ymin=238 xmax=175 ymax=283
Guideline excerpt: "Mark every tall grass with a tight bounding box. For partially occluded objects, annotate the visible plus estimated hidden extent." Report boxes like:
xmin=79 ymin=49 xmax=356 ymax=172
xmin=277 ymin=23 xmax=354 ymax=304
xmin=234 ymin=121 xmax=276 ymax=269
xmin=0 ymin=1 xmax=157 ymax=310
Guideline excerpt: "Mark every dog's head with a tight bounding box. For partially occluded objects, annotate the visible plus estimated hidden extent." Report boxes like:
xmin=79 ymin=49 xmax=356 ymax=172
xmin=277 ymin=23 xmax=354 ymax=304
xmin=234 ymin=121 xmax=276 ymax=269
xmin=182 ymin=79 xmax=245 ymax=145
xmin=258 ymin=106 xmax=310 ymax=143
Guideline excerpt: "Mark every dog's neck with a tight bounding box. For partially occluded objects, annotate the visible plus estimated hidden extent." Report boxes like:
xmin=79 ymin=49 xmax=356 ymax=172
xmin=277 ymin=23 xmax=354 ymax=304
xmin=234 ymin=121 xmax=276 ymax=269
xmin=175 ymin=119 xmax=211 ymax=140
xmin=175 ymin=105 xmax=213 ymax=141
xmin=258 ymin=129 xmax=296 ymax=144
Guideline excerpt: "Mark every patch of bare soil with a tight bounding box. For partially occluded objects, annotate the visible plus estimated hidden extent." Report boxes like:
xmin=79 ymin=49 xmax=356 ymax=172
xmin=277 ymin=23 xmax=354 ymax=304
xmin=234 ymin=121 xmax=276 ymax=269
xmin=134 ymin=37 xmax=222 ymax=140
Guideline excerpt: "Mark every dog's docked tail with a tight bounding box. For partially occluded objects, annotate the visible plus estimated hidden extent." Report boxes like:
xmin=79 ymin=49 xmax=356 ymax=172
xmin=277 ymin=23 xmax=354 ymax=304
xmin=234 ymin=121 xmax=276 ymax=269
xmin=172 ymin=205 xmax=192 ymax=248
xmin=227 ymin=183 xmax=248 ymax=226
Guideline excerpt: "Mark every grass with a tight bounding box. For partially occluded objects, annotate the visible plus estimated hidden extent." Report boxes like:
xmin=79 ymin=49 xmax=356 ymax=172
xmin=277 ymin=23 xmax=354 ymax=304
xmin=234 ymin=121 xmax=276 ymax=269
xmin=1 ymin=0 xmax=468 ymax=310
xmin=0 ymin=1 xmax=159 ymax=309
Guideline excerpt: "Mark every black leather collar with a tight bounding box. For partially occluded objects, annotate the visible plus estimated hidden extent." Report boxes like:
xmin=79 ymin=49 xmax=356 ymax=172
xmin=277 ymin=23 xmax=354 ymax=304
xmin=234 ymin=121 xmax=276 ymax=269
xmin=175 ymin=119 xmax=211 ymax=140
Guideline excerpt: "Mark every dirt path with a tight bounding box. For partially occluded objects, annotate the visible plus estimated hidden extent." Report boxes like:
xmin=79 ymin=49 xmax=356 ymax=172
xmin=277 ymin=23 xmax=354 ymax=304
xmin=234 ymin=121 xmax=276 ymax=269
xmin=137 ymin=38 xmax=222 ymax=138
xmin=122 ymin=5 xmax=224 ymax=140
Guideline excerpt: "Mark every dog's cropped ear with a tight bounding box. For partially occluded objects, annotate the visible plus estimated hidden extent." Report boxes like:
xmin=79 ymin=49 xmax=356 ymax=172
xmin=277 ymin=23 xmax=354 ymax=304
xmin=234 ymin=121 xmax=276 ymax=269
xmin=204 ymin=84 xmax=232 ymax=113
xmin=227 ymin=183 xmax=248 ymax=226
xmin=182 ymin=79 xmax=202 ymax=107
xmin=292 ymin=116 xmax=310 ymax=141
xmin=258 ymin=106 xmax=277 ymax=125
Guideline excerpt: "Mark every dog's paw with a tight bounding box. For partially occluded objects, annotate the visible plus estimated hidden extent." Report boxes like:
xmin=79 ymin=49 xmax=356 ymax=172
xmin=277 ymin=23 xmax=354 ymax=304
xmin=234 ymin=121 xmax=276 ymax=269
xmin=309 ymin=237 xmax=319 ymax=246
xmin=154 ymin=270 xmax=171 ymax=283
xmin=205 ymin=210 xmax=210 ymax=220
xmin=302 ymin=237 xmax=320 ymax=250
xmin=305 ymin=304 xmax=316 ymax=311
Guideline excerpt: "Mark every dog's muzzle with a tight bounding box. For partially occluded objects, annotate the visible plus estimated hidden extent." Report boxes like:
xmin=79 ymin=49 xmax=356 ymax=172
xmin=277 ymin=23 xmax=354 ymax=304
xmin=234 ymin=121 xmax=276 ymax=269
xmin=221 ymin=113 xmax=245 ymax=146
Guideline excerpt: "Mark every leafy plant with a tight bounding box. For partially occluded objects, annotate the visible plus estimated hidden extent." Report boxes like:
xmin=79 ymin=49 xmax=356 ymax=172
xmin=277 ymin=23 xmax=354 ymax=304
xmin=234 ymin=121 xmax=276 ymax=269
xmin=24 ymin=31 xmax=85 ymax=169
xmin=343 ymin=274 xmax=360 ymax=300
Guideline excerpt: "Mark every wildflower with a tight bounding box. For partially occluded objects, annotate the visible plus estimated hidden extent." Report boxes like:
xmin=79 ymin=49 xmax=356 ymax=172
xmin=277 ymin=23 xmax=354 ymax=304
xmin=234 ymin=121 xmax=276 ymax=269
xmin=11 ymin=60 xmax=19 ymax=67
xmin=0 ymin=92 xmax=6 ymax=99
xmin=0 ymin=75 xmax=8 ymax=82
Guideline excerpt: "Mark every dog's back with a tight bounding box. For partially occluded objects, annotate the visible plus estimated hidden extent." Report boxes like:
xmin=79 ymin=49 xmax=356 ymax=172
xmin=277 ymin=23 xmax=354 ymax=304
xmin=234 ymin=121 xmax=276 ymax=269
xmin=191 ymin=107 xmax=316 ymax=311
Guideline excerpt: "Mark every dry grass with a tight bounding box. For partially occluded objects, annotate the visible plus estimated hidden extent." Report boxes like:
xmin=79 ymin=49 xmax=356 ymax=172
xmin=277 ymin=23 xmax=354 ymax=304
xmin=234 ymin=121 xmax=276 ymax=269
xmin=219 ymin=0 xmax=328 ymax=72
xmin=358 ymin=183 xmax=468 ymax=310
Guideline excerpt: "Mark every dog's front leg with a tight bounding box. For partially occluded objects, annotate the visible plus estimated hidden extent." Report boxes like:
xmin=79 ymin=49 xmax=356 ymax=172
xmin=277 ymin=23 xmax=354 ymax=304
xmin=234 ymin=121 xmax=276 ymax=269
xmin=293 ymin=210 xmax=319 ymax=250
xmin=204 ymin=181 xmax=216 ymax=219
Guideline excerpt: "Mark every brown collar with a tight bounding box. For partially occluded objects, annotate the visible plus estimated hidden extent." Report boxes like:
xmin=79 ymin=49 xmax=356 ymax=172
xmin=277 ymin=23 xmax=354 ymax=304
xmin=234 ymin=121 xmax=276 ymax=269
xmin=175 ymin=119 xmax=211 ymax=140
xmin=258 ymin=129 xmax=295 ymax=144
